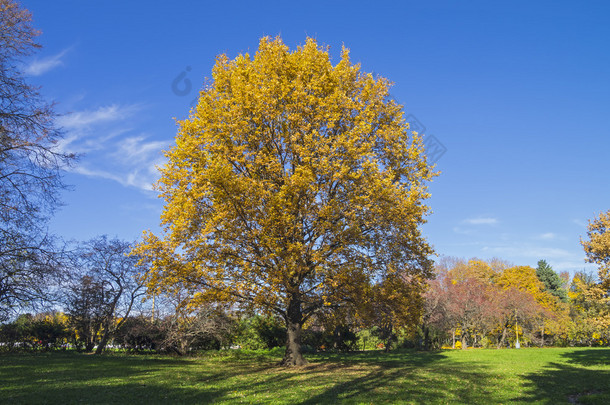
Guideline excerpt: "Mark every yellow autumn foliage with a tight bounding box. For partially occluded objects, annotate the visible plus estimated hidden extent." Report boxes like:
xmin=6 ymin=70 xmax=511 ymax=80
xmin=582 ymin=210 xmax=610 ymax=289
xmin=134 ymin=37 xmax=437 ymax=364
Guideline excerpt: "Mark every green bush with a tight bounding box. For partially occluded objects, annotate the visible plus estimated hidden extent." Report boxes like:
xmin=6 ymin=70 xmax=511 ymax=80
xmin=302 ymin=325 xmax=359 ymax=352
xmin=235 ymin=315 xmax=285 ymax=350
xmin=356 ymin=328 xmax=384 ymax=351
xmin=0 ymin=313 xmax=70 ymax=351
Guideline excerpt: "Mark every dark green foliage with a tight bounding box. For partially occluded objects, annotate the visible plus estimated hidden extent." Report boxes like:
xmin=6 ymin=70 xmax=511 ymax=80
xmin=0 ymin=321 xmax=19 ymax=350
xmin=355 ymin=328 xmax=385 ymax=350
xmin=0 ymin=312 xmax=69 ymax=351
xmin=235 ymin=315 xmax=285 ymax=350
xmin=114 ymin=316 xmax=166 ymax=352
xmin=328 ymin=325 xmax=359 ymax=352
xmin=301 ymin=329 xmax=324 ymax=350
xmin=536 ymin=260 xmax=568 ymax=302
xmin=29 ymin=317 xmax=69 ymax=349
xmin=302 ymin=325 xmax=359 ymax=352
xmin=251 ymin=316 xmax=285 ymax=349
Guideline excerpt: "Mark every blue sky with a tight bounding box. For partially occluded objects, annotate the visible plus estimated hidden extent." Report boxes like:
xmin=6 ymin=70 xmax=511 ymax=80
xmin=22 ymin=0 xmax=609 ymax=275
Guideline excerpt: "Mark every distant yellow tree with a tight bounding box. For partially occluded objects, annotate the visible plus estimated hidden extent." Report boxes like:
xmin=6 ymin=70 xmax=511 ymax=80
xmin=582 ymin=210 xmax=610 ymax=289
xmin=497 ymin=266 xmax=546 ymax=296
xmin=134 ymin=37 xmax=437 ymax=366
xmin=569 ymin=273 xmax=610 ymax=344
xmin=497 ymin=265 xmax=570 ymax=341
xmin=496 ymin=265 xmax=567 ymax=311
xmin=448 ymin=258 xmax=499 ymax=284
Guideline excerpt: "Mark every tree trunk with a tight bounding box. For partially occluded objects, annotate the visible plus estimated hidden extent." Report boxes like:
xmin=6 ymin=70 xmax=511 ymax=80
xmin=85 ymin=336 xmax=95 ymax=352
xmin=497 ymin=326 xmax=508 ymax=349
xmin=280 ymin=298 xmax=307 ymax=367
xmin=95 ymin=330 xmax=111 ymax=354
xmin=423 ymin=325 xmax=430 ymax=351
xmin=95 ymin=293 xmax=125 ymax=355
xmin=461 ymin=335 xmax=468 ymax=350
xmin=384 ymin=322 xmax=393 ymax=352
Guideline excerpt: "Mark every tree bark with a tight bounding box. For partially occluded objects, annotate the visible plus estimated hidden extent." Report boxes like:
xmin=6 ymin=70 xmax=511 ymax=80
xmin=461 ymin=334 xmax=468 ymax=350
xmin=497 ymin=325 xmax=508 ymax=349
xmin=95 ymin=330 xmax=110 ymax=354
xmin=383 ymin=322 xmax=393 ymax=352
xmin=85 ymin=336 xmax=95 ymax=352
xmin=280 ymin=298 xmax=307 ymax=367
xmin=423 ymin=325 xmax=430 ymax=351
xmin=94 ymin=286 xmax=133 ymax=355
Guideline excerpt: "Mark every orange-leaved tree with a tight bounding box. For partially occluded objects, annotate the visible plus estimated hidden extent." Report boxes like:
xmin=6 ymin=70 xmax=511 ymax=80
xmin=133 ymin=37 xmax=437 ymax=366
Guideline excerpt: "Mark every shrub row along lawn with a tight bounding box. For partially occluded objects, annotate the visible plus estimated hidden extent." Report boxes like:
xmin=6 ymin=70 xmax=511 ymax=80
xmin=1 ymin=347 xmax=609 ymax=404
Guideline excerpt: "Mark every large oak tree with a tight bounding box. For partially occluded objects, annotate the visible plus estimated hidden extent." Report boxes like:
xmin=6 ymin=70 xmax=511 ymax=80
xmin=135 ymin=37 xmax=436 ymax=366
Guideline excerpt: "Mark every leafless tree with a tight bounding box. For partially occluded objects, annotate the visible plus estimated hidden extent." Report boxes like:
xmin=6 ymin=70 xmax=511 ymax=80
xmin=161 ymin=306 xmax=235 ymax=355
xmin=0 ymin=0 xmax=74 ymax=319
xmin=67 ymin=236 xmax=146 ymax=353
xmin=0 ymin=233 xmax=69 ymax=321
xmin=66 ymin=275 xmax=107 ymax=352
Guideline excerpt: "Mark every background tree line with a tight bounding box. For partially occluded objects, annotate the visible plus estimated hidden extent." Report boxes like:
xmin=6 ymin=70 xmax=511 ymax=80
xmin=3 ymin=250 xmax=610 ymax=354
xmin=422 ymin=256 xmax=610 ymax=350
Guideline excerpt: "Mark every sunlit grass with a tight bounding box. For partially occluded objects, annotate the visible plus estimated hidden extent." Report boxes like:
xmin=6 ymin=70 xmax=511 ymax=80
xmin=1 ymin=347 xmax=609 ymax=404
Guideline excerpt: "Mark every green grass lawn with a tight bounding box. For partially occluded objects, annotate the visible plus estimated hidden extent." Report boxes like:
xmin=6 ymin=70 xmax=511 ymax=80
xmin=1 ymin=347 xmax=609 ymax=404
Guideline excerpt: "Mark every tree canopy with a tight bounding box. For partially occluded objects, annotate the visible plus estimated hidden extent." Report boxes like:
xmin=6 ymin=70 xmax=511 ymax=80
xmin=135 ymin=36 xmax=437 ymax=365
xmin=535 ymin=259 xmax=568 ymax=302
xmin=424 ymin=258 xmax=570 ymax=350
xmin=582 ymin=210 xmax=610 ymax=289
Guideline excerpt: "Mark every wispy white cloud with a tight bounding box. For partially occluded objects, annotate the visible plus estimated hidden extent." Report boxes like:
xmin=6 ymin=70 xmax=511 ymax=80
xmin=463 ymin=217 xmax=498 ymax=225
xmin=482 ymin=245 xmax=572 ymax=259
xmin=114 ymin=136 xmax=167 ymax=165
xmin=572 ymin=218 xmax=587 ymax=228
xmin=57 ymin=106 xmax=141 ymax=154
xmin=59 ymin=104 xmax=168 ymax=191
xmin=552 ymin=260 xmax=596 ymax=273
xmin=537 ymin=232 xmax=557 ymax=240
xmin=57 ymin=104 xmax=139 ymax=129
xmin=72 ymin=166 xmax=127 ymax=185
xmin=74 ymin=165 xmax=159 ymax=191
xmin=25 ymin=48 xmax=70 ymax=76
xmin=452 ymin=227 xmax=474 ymax=235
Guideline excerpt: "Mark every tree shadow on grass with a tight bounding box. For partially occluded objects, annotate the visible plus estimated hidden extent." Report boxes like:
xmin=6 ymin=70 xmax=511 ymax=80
xmin=0 ymin=350 xmax=502 ymax=404
xmin=0 ymin=352 xmax=275 ymax=404
xmin=172 ymin=350 xmax=498 ymax=404
xmin=249 ymin=350 xmax=499 ymax=404
xmin=305 ymin=352 xmax=499 ymax=404
xmin=559 ymin=348 xmax=610 ymax=367
xmin=517 ymin=349 xmax=610 ymax=404
xmin=310 ymin=349 xmax=448 ymax=367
